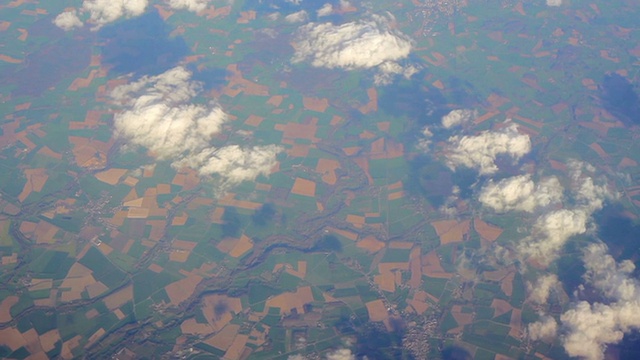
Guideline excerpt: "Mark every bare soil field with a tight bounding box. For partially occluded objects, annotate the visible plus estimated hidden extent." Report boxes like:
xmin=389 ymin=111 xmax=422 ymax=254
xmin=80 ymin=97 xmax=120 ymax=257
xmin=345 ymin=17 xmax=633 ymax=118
xmin=202 ymin=294 xmax=243 ymax=331
xmin=61 ymin=334 xmax=82 ymax=359
xmin=432 ymin=219 xmax=470 ymax=245
xmin=500 ymin=272 xmax=515 ymax=297
xmin=365 ymin=299 xmax=388 ymax=322
xmin=374 ymin=271 xmax=396 ymax=293
xmin=264 ymin=286 xmax=314 ymax=315
xmin=244 ymin=114 xmax=264 ymax=127
xmin=104 ymin=285 xmax=133 ymax=310
xmin=169 ymin=250 xmax=190 ymax=262
xmin=229 ymin=234 xmax=253 ymax=258
xmin=358 ymin=88 xmax=378 ymax=114
xmin=204 ymin=324 xmax=240 ymax=351
xmin=223 ymin=334 xmax=249 ymax=360
xmin=0 ymin=296 xmax=18 ymax=323
xmin=509 ymin=309 xmax=522 ymax=338
xmin=274 ymin=118 xmax=319 ymax=142
xmin=409 ymin=247 xmax=422 ymax=289
xmin=33 ymin=221 xmax=60 ymax=244
xmin=291 ymin=177 xmax=316 ymax=197
xmin=180 ymin=318 xmax=213 ymax=336
xmin=357 ymin=235 xmax=385 ymax=253
xmin=18 ymin=168 xmax=48 ymax=202
xmin=421 ymin=250 xmax=452 ymax=279
xmin=303 ymin=97 xmax=329 ymax=113
xmin=315 ymin=158 xmax=340 ymax=185
xmin=473 ymin=218 xmax=503 ymax=242
xmin=37 ymin=146 xmax=62 ymax=159
xmin=451 ymin=305 xmax=473 ymax=327
xmin=491 ymin=298 xmax=513 ymax=318
xmin=39 ymin=329 xmax=61 ymax=353
xmin=165 ymin=274 xmax=203 ymax=305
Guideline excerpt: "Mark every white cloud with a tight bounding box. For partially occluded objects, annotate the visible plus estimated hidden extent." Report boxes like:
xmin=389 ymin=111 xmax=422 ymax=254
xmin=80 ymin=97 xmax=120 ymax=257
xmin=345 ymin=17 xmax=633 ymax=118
xmin=185 ymin=145 xmax=282 ymax=185
xmin=444 ymin=123 xmax=531 ymax=175
xmin=479 ymin=175 xmax=563 ymax=213
xmin=416 ymin=126 xmax=433 ymax=151
xmin=583 ymin=243 xmax=637 ymax=301
xmin=518 ymin=208 xmax=589 ymax=265
xmin=374 ymin=61 xmax=419 ymax=86
xmin=326 ymin=348 xmax=355 ymax=360
xmin=441 ymin=109 xmax=475 ymax=129
xmin=546 ymin=0 xmax=562 ymax=6
xmin=112 ymin=67 xmax=281 ymax=188
xmin=527 ymin=315 xmax=558 ymax=341
xmin=317 ymin=3 xmax=333 ymax=17
xmin=111 ymin=68 xmax=227 ymax=160
xmin=561 ymin=300 xmax=640 ymax=360
xmin=83 ymin=0 xmax=148 ymax=28
xmin=55 ymin=0 xmax=217 ymax=31
xmin=469 ymin=159 xmax=615 ymax=357
xmin=568 ymin=160 xmax=616 ymax=211
xmin=54 ymin=0 xmax=148 ymax=30
xmin=167 ymin=0 xmax=210 ymax=12
xmin=285 ymin=10 xmax=308 ymax=23
xmin=53 ymin=10 xmax=83 ymax=31
xmin=515 ymin=161 xmax=614 ymax=265
xmin=291 ymin=15 xmax=414 ymax=84
xmin=339 ymin=0 xmax=353 ymax=9
xmin=559 ymin=243 xmax=640 ymax=360
xmin=527 ymin=274 xmax=560 ymax=305
xmin=526 ymin=243 xmax=640 ymax=360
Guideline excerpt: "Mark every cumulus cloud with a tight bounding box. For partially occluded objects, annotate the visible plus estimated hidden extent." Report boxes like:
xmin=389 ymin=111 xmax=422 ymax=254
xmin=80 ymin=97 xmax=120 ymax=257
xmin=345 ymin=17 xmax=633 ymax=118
xmin=54 ymin=0 xmax=148 ymax=30
xmin=111 ymin=67 xmax=227 ymax=160
xmin=515 ymin=161 xmax=615 ymax=265
xmin=111 ymin=66 xmax=281 ymax=188
xmin=315 ymin=1 xmax=355 ymax=17
xmin=291 ymin=14 xmax=414 ymax=84
xmin=479 ymin=174 xmax=563 ymax=213
xmin=527 ymin=315 xmax=558 ymax=341
xmin=444 ymin=123 xmax=531 ymax=175
xmin=518 ymin=208 xmax=589 ymax=265
xmin=339 ymin=0 xmax=353 ymax=10
xmin=317 ymin=3 xmax=333 ymax=17
xmin=546 ymin=0 xmax=562 ymax=6
xmin=557 ymin=243 xmax=640 ymax=360
xmin=326 ymin=348 xmax=355 ymax=360
xmin=560 ymin=301 xmax=640 ymax=360
xmin=526 ymin=243 xmax=640 ymax=360
xmin=582 ymin=243 xmax=637 ymax=301
xmin=568 ymin=160 xmax=616 ymax=210
xmin=167 ymin=0 xmax=210 ymax=12
xmin=83 ymin=0 xmax=148 ymax=28
xmin=53 ymin=10 xmax=83 ymax=31
xmin=374 ymin=61 xmax=419 ymax=86
xmin=441 ymin=109 xmax=475 ymax=129
xmin=184 ymin=145 xmax=282 ymax=185
xmin=416 ymin=126 xmax=433 ymax=151
xmin=54 ymin=0 xmax=215 ymax=31
xmin=285 ymin=10 xmax=308 ymax=23
xmin=527 ymin=274 xmax=560 ymax=305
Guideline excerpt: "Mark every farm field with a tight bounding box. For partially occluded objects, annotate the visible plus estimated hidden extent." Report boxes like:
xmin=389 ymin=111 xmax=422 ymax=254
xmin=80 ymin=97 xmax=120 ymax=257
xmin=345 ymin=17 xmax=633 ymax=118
xmin=0 ymin=0 xmax=639 ymax=360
